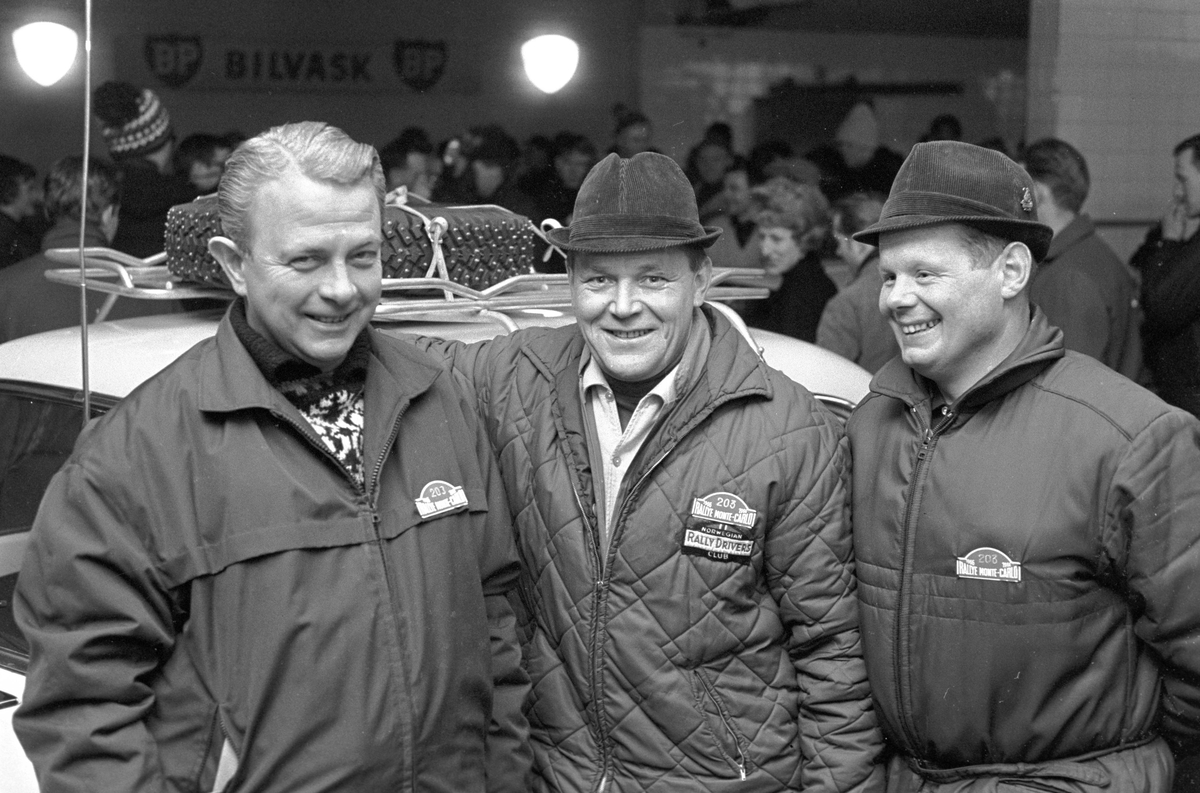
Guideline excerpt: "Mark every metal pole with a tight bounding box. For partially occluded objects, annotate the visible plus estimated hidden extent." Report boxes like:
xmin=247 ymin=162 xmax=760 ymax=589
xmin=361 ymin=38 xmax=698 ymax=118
xmin=77 ymin=0 xmax=93 ymax=419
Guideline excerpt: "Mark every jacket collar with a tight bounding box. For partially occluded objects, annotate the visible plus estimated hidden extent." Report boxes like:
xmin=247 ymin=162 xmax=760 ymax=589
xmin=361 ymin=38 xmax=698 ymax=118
xmin=869 ymin=306 xmax=1064 ymax=412
xmin=42 ymin=218 xmax=108 ymax=251
xmin=197 ymin=310 xmax=441 ymax=415
xmin=1043 ymin=214 xmax=1095 ymax=262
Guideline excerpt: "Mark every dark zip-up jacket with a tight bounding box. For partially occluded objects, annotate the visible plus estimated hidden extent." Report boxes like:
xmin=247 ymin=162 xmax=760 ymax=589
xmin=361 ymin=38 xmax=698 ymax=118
xmin=14 ymin=317 xmax=531 ymax=792
xmin=419 ymin=307 xmax=883 ymax=792
xmin=847 ymin=309 xmax=1200 ymax=791
xmin=1132 ymin=223 xmax=1200 ymax=416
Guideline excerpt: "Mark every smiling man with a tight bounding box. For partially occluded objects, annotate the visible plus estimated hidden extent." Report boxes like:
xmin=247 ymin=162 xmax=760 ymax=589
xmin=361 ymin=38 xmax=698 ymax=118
xmin=846 ymin=141 xmax=1200 ymax=792
xmin=14 ymin=122 xmax=531 ymax=792
xmin=415 ymin=152 xmax=883 ymax=792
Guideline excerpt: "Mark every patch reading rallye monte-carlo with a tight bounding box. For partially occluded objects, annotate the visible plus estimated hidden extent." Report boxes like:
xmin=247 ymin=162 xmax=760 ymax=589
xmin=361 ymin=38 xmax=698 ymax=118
xmin=682 ymin=492 xmax=757 ymax=564
xmin=956 ymin=547 xmax=1022 ymax=583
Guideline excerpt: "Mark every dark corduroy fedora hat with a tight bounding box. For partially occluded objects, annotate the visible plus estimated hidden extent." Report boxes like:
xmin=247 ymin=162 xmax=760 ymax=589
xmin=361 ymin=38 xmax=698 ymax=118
xmin=547 ymin=152 xmax=722 ymax=253
xmin=853 ymin=140 xmax=1053 ymax=261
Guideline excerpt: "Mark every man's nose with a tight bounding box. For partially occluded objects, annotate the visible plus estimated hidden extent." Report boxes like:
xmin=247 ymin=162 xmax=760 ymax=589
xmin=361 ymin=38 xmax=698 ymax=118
xmin=319 ymin=261 xmax=357 ymax=302
xmin=882 ymin=275 xmax=916 ymax=313
xmin=608 ymin=280 xmax=642 ymax=317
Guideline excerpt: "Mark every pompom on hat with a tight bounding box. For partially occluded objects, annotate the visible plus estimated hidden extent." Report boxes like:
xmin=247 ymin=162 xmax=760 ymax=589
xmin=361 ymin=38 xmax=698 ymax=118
xmin=852 ymin=140 xmax=1054 ymax=261
xmin=93 ymin=81 xmax=174 ymax=158
xmin=547 ymin=152 xmax=722 ymax=253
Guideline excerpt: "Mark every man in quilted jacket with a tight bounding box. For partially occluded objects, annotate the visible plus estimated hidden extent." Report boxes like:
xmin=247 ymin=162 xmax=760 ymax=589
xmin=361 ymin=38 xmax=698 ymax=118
xmin=416 ymin=152 xmax=884 ymax=792
xmin=847 ymin=140 xmax=1200 ymax=791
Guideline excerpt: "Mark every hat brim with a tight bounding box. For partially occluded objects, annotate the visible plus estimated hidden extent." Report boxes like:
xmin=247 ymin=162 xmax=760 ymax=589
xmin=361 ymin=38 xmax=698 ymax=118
xmin=546 ymin=225 xmax=723 ymax=253
xmin=853 ymin=215 xmax=1053 ymax=262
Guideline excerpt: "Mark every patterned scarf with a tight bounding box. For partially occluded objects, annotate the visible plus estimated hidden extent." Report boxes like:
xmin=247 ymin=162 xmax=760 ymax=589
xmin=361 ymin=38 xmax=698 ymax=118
xmin=230 ymin=299 xmax=370 ymax=486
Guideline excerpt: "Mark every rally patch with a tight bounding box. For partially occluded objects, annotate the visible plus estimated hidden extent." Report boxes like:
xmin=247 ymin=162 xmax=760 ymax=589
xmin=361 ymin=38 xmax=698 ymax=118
xmin=956 ymin=547 xmax=1021 ymax=583
xmin=690 ymin=491 xmax=757 ymax=531
xmin=414 ymin=479 xmax=468 ymax=520
xmin=682 ymin=520 xmax=754 ymax=565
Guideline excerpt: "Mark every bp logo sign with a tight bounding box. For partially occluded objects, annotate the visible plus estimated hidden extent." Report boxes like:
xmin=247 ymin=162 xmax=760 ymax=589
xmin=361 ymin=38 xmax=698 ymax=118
xmin=145 ymin=35 xmax=204 ymax=88
xmin=393 ymin=39 xmax=446 ymax=92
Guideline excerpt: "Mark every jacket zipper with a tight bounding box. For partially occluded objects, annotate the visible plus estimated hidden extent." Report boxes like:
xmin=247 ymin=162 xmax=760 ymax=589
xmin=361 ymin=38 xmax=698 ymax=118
xmin=893 ymin=407 xmax=955 ymax=751
xmin=695 ymin=671 xmax=749 ymax=780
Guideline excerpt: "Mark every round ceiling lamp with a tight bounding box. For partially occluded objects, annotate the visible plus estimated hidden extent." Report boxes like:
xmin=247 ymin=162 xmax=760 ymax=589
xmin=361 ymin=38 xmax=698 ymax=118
xmin=521 ymin=34 xmax=579 ymax=94
xmin=13 ymin=21 xmax=79 ymax=86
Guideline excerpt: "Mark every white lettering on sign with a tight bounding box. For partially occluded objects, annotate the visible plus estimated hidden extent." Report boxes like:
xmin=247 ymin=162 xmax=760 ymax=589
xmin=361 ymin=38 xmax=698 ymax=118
xmin=956 ymin=547 xmax=1022 ymax=583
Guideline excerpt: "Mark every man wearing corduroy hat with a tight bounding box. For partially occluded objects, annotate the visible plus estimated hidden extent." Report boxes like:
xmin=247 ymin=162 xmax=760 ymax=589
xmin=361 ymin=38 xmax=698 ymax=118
xmin=845 ymin=140 xmax=1200 ymax=791
xmin=416 ymin=151 xmax=884 ymax=792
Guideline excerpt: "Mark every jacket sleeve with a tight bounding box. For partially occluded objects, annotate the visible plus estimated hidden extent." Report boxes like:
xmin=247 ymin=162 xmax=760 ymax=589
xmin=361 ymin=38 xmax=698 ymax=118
xmin=764 ymin=407 xmax=884 ymax=793
xmin=816 ymin=293 xmax=864 ymax=365
xmin=1112 ymin=409 xmax=1200 ymax=755
xmin=1030 ymin=267 xmax=1110 ymax=361
xmin=1138 ymin=236 xmax=1200 ymax=336
xmin=13 ymin=458 xmax=177 ymax=793
xmin=452 ymin=370 xmax=533 ymax=791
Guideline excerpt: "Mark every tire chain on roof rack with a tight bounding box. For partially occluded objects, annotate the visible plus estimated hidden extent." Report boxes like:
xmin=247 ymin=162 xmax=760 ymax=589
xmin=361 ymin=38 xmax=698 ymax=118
xmin=165 ymin=195 xmax=542 ymax=290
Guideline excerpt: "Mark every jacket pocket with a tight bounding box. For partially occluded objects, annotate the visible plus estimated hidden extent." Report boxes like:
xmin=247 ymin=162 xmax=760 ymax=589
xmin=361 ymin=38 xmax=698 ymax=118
xmin=691 ymin=670 xmax=751 ymax=781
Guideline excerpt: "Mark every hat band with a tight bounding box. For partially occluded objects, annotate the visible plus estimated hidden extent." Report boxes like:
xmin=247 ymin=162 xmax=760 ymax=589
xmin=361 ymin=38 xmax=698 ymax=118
xmin=569 ymin=213 xmax=707 ymax=242
xmin=884 ymin=190 xmax=1028 ymax=222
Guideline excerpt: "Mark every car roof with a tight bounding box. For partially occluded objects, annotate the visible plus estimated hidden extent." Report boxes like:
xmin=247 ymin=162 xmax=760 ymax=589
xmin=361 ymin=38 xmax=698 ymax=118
xmin=0 ymin=304 xmax=870 ymax=405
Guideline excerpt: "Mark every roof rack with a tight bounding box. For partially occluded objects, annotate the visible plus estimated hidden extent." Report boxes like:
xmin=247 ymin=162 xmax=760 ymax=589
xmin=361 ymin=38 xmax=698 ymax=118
xmin=43 ymin=247 xmax=772 ymax=329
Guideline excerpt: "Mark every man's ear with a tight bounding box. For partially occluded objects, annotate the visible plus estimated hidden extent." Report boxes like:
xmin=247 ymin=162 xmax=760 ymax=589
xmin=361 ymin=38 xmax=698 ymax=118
xmin=693 ymin=254 xmax=714 ymax=306
xmin=208 ymin=236 xmax=249 ymax=297
xmin=998 ymin=241 xmax=1033 ymax=300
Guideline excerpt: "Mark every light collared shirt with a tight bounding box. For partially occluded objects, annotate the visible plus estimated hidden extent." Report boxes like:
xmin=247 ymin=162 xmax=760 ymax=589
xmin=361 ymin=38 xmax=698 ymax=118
xmin=579 ymin=311 xmax=712 ymax=550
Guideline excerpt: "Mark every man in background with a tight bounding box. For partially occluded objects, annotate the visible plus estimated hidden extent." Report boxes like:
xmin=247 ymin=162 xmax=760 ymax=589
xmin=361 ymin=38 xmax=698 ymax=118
xmin=0 ymin=155 xmax=44 ymax=269
xmin=1131 ymin=132 xmax=1200 ymax=416
xmin=1021 ymin=137 xmax=1141 ymax=379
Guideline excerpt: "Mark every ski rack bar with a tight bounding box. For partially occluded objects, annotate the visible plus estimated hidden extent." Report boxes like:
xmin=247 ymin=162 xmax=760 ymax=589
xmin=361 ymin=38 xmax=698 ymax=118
xmin=42 ymin=247 xmax=771 ymax=328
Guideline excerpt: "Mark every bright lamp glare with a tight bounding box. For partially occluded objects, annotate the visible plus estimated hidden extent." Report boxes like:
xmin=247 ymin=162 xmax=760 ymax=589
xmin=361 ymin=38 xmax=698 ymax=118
xmin=13 ymin=22 xmax=78 ymax=86
xmin=521 ymin=35 xmax=578 ymax=94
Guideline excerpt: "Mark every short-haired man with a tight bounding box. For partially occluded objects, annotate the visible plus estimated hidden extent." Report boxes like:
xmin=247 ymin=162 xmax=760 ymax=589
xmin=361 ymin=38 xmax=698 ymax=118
xmin=0 ymin=154 xmax=44 ymax=269
xmin=848 ymin=141 xmax=1200 ymax=791
xmin=0 ymin=155 xmax=182 ymax=344
xmin=379 ymin=126 xmax=436 ymax=197
xmin=1021 ymin=137 xmax=1141 ymax=379
xmin=417 ymin=152 xmax=883 ymax=792
xmin=14 ymin=122 xmax=531 ymax=792
xmin=1131 ymin=132 xmax=1200 ymax=417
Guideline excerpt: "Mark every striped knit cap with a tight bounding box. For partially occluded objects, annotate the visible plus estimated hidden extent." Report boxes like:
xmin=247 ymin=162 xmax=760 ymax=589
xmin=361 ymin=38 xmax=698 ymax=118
xmin=95 ymin=84 xmax=174 ymax=157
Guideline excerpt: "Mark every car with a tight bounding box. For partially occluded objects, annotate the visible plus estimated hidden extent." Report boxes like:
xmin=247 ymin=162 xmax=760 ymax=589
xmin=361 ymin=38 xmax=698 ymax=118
xmin=0 ymin=259 xmax=870 ymax=789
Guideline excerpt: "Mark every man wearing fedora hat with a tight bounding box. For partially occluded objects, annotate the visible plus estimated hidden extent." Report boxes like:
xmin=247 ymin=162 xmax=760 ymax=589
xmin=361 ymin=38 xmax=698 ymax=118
xmin=845 ymin=140 xmax=1200 ymax=791
xmin=416 ymin=151 xmax=884 ymax=792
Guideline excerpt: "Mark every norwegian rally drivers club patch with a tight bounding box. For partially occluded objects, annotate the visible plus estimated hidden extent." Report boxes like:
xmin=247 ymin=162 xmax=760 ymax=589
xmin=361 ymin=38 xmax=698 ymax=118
xmin=682 ymin=492 xmax=757 ymax=565
xmin=956 ymin=547 xmax=1022 ymax=583
xmin=414 ymin=479 xmax=468 ymax=520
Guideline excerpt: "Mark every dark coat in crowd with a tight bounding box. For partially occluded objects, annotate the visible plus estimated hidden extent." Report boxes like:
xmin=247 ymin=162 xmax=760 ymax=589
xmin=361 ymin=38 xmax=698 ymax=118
xmin=0 ymin=212 xmax=40 ymax=270
xmin=1131 ymin=222 xmax=1200 ymax=417
xmin=848 ymin=310 xmax=1200 ymax=792
xmin=743 ymin=251 xmax=838 ymax=343
xmin=110 ymin=158 xmax=197 ymax=258
xmin=1029 ymin=214 xmax=1141 ymax=380
xmin=0 ymin=220 xmax=180 ymax=344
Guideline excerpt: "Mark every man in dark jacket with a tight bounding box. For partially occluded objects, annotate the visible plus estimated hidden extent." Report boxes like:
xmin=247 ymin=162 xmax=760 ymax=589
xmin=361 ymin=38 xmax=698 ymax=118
xmin=1020 ymin=137 xmax=1141 ymax=380
xmin=0 ymin=154 xmax=44 ymax=269
xmin=848 ymin=140 xmax=1200 ymax=791
xmin=0 ymin=155 xmax=180 ymax=344
xmin=14 ymin=121 xmax=531 ymax=792
xmin=417 ymin=152 xmax=884 ymax=792
xmin=1131 ymin=132 xmax=1200 ymax=417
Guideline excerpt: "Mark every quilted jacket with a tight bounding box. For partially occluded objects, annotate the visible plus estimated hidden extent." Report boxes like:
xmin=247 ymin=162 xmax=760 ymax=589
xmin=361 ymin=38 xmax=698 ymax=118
xmin=423 ymin=307 xmax=884 ymax=793
xmin=15 ymin=319 xmax=531 ymax=793
xmin=847 ymin=310 xmax=1200 ymax=791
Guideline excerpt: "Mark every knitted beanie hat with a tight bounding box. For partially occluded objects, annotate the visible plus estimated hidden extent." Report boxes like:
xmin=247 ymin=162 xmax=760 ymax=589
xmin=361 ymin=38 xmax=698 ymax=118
xmin=94 ymin=81 xmax=174 ymax=157
xmin=835 ymin=102 xmax=879 ymax=150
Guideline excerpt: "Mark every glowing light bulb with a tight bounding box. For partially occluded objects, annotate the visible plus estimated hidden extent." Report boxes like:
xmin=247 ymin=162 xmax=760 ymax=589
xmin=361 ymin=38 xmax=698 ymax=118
xmin=521 ymin=34 xmax=578 ymax=94
xmin=13 ymin=21 xmax=79 ymax=86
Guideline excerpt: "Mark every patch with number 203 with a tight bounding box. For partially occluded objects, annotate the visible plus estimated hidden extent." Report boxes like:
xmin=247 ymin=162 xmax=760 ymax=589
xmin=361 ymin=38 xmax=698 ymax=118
xmin=681 ymin=491 xmax=757 ymax=565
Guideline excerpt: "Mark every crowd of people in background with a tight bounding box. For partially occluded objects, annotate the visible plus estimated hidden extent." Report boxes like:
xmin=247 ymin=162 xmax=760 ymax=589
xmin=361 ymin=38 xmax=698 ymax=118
xmin=2 ymin=81 xmax=1200 ymax=422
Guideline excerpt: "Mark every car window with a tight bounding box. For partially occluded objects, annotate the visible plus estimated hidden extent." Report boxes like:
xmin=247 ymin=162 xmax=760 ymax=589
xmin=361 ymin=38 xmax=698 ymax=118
xmin=0 ymin=384 xmax=109 ymax=668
